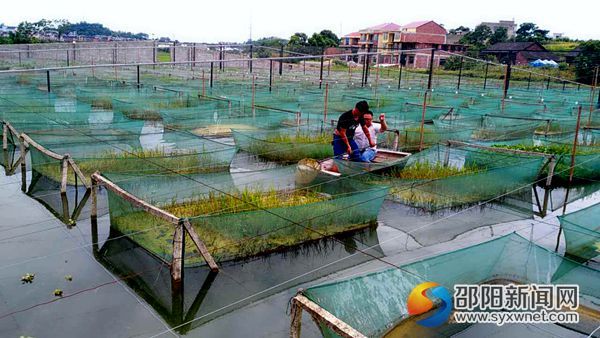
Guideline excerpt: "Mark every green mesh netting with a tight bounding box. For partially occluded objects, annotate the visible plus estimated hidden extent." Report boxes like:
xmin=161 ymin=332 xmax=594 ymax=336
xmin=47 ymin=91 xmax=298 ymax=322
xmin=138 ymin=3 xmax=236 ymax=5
xmin=29 ymin=130 xmax=236 ymax=186
xmin=559 ymin=202 xmax=600 ymax=262
xmin=103 ymin=166 xmax=389 ymax=265
xmin=232 ymin=126 xmax=333 ymax=162
xmin=302 ymin=233 xmax=600 ymax=338
xmin=343 ymin=143 xmax=544 ymax=211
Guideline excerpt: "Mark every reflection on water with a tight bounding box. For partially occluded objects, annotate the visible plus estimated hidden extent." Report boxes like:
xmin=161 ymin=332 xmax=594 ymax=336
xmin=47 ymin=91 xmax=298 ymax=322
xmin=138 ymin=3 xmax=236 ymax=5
xmin=95 ymin=225 xmax=382 ymax=334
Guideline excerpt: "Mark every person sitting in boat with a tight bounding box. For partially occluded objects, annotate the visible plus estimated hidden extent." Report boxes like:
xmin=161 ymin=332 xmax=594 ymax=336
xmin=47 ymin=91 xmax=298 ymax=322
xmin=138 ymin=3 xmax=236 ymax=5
xmin=354 ymin=111 xmax=387 ymax=162
xmin=332 ymin=100 xmax=375 ymax=161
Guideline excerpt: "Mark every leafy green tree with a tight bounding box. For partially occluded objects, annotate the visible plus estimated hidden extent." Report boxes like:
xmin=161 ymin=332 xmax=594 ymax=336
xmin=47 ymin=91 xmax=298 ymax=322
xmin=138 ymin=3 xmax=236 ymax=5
xmin=250 ymin=37 xmax=288 ymax=58
xmin=516 ymin=22 xmax=549 ymax=42
xmin=288 ymin=32 xmax=308 ymax=46
xmin=489 ymin=27 xmax=508 ymax=45
xmin=307 ymin=30 xmax=339 ymax=48
xmin=8 ymin=22 xmax=40 ymax=43
xmin=574 ymin=40 xmax=600 ymax=84
xmin=443 ymin=55 xmax=463 ymax=70
xmin=459 ymin=24 xmax=492 ymax=50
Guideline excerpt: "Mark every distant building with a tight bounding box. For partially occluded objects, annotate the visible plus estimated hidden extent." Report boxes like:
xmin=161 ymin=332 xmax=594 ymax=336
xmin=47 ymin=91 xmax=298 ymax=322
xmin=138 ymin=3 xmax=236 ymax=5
xmin=342 ymin=20 xmax=466 ymax=68
xmin=480 ymin=20 xmax=517 ymax=37
xmin=0 ymin=24 xmax=17 ymax=37
xmin=565 ymin=46 xmax=582 ymax=64
xmin=481 ymin=42 xmax=559 ymax=65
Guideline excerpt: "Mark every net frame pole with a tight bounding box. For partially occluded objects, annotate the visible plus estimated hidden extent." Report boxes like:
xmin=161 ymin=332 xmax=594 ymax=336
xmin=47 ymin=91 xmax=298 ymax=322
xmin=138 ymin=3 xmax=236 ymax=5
xmin=457 ymin=56 xmax=464 ymax=90
xmin=290 ymin=294 xmax=367 ymax=338
xmin=269 ymin=59 xmax=273 ymax=92
xmin=249 ymin=45 xmax=253 ymax=73
xmin=323 ymin=82 xmax=329 ymax=123
xmin=483 ymin=61 xmax=489 ymax=90
xmin=210 ymin=62 xmax=214 ymax=88
xmin=397 ymin=52 xmax=403 ymax=90
xmin=427 ymin=48 xmax=435 ymax=90
xmin=319 ymin=51 xmax=324 ymax=89
xmin=46 ymin=70 xmax=51 ymax=92
xmin=279 ymin=45 xmax=283 ymax=76
xmin=555 ymin=105 xmax=583 ymax=251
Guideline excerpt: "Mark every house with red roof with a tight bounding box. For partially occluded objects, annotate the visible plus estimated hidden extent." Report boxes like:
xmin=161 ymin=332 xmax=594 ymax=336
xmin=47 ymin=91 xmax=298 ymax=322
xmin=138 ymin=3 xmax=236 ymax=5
xmin=341 ymin=20 xmax=466 ymax=68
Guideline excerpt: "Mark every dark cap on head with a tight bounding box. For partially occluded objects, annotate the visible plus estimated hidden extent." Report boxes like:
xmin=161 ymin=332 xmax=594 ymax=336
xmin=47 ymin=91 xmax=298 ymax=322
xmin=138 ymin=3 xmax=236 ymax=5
xmin=355 ymin=100 xmax=369 ymax=114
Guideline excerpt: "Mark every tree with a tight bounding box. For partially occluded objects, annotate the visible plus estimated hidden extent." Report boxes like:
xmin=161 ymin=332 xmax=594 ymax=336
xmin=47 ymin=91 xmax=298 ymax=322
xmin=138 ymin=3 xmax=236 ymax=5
xmin=288 ymin=32 xmax=308 ymax=46
xmin=489 ymin=27 xmax=508 ymax=45
xmin=574 ymin=40 xmax=600 ymax=85
xmin=459 ymin=24 xmax=492 ymax=50
xmin=307 ymin=30 xmax=339 ymax=48
xmin=516 ymin=22 xmax=549 ymax=42
xmin=8 ymin=22 xmax=40 ymax=44
xmin=250 ymin=36 xmax=288 ymax=58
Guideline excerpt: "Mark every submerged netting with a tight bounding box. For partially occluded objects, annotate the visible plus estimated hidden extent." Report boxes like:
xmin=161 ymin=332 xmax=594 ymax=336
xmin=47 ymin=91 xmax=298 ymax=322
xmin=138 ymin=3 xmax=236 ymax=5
xmin=301 ymin=233 xmax=600 ymax=338
xmin=342 ymin=143 xmax=544 ymax=211
xmin=559 ymin=202 xmax=600 ymax=262
xmin=103 ymin=166 xmax=389 ymax=265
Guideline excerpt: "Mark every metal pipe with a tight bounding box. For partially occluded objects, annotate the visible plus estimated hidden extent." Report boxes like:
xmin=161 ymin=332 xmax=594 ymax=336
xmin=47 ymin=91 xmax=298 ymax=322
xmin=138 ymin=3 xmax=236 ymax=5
xmin=397 ymin=52 xmax=403 ymax=90
xmin=483 ymin=62 xmax=489 ymax=90
xmin=427 ymin=48 xmax=435 ymax=90
xmin=457 ymin=56 xmax=463 ymax=90
xmin=269 ymin=60 xmax=273 ymax=92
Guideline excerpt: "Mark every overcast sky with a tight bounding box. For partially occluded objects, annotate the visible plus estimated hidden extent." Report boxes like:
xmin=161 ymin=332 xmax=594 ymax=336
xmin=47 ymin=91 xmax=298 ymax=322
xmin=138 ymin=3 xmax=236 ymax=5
xmin=2 ymin=0 xmax=599 ymax=42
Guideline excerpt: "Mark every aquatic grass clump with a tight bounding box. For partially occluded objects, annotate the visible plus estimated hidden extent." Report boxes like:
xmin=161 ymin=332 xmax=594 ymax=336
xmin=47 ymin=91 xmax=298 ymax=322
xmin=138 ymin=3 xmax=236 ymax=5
xmin=163 ymin=188 xmax=328 ymax=217
xmin=235 ymin=129 xmax=334 ymax=163
xmin=492 ymin=143 xmax=600 ymax=184
xmin=31 ymin=146 xmax=231 ymax=185
xmin=107 ymin=183 xmax=387 ymax=264
xmin=386 ymin=160 xmax=483 ymax=180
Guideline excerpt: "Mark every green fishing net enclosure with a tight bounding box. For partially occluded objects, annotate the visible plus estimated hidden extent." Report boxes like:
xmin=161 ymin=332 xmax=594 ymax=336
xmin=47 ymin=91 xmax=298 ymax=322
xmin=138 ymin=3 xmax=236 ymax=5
xmin=103 ymin=165 xmax=389 ymax=266
xmin=302 ymin=233 xmax=600 ymax=338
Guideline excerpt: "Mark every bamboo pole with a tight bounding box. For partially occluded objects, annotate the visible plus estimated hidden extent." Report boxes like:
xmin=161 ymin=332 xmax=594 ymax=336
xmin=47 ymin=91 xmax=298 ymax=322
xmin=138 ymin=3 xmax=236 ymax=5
xmin=291 ymin=295 xmax=366 ymax=338
xmin=418 ymin=90 xmax=429 ymax=151
xmin=183 ymin=219 xmax=219 ymax=272
xmin=19 ymin=135 xmax=27 ymax=192
xmin=68 ymin=158 xmax=90 ymax=189
xmin=323 ymin=82 xmax=329 ymax=123
xmin=252 ymin=75 xmax=256 ymax=117
xmin=2 ymin=123 xmax=7 ymax=150
xmin=555 ymin=105 xmax=583 ymax=251
xmin=60 ymin=155 xmax=69 ymax=194
xmin=588 ymin=67 xmax=598 ymax=127
xmin=91 ymin=172 xmax=179 ymax=224
xmin=172 ymin=222 xmax=184 ymax=282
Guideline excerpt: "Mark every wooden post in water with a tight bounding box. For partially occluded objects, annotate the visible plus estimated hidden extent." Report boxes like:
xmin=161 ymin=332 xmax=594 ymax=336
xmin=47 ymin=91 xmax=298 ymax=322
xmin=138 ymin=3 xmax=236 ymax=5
xmin=397 ymin=52 xmax=403 ymax=90
xmin=418 ymin=90 xmax=429 ymax=151
xmin=323 ymin=83 xmax=329 ymax=123
xmin=269 ymin=60 xmax=273 ymax=92
xmin=457 ymin=56 xmax=464 ymax=90
xmin=172 ymin=221 xmax=185 ymax=282
xmin=19 ymin=135 xmax=26 ymax=192
xmin=202 ymin=70 xmax=206 ymax=96
xmin=483 ymin=62 xmax=490 ymax=90
xmin=252 ymin=75 xmax=256 ymax=117
xmin=588 ymin=67 xmax=598 ymax=126
xmin=2 ymin=124 xmax=7 ymax=151
xmin=555 ymin=105 xmax=583 ymax=252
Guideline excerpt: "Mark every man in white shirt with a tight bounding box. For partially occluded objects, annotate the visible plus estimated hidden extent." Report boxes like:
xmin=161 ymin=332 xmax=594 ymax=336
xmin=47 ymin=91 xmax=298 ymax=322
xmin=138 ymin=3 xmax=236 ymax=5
xmin=354 ymin=111 xmax=387 ymax=162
